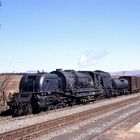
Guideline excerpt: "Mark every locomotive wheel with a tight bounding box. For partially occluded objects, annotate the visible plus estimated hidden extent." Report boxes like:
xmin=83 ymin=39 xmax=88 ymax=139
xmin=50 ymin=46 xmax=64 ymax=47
xmin=107 ymin=91 xmax=112 ymax=98
xmin=57 ymin=104 xmax=63 ymax=109
xmin=26 ymin=104 xmax=32 ymax=115
xmin=32 ymin=103 xmax=41 ymax=114
xmin=12 ymin=108 xmax=23 ymax=117
xmin=70 ymin=99 xmax=77 ymax=106
xmin=62 ymin=99 xmax=69 ymax=107
xmin=47 ymin=105 xmax=54 ymax=110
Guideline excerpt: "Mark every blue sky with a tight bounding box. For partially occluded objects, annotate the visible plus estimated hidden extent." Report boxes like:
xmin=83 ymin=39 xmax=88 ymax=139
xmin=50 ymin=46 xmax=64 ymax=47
xmin=0 ymin=0 xmax=140 ymax=73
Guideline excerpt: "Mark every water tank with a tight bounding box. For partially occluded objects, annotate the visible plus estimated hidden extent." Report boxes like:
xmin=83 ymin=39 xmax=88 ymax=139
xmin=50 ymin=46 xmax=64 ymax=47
xmin=112 ymin=79 xmax=128 ymax=90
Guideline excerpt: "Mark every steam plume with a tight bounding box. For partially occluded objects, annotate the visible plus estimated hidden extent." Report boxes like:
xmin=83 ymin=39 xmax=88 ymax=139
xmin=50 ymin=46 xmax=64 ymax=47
xmin=78 ymin=49 xmax=109 ymax=69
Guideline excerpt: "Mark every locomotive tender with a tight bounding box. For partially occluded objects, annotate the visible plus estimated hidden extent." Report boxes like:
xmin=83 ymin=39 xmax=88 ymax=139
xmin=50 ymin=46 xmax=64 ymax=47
xmin=10 ymin=69 xmax=137 ymax=116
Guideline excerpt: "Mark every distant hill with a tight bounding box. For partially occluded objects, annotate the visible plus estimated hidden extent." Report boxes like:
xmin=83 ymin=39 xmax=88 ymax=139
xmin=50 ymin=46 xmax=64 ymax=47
xmin=111 ymin=70 xmax=140 ymax=76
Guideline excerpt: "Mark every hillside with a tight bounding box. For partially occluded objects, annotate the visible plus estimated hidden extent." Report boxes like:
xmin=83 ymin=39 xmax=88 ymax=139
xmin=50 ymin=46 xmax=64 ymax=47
xmin=111 ymin=70 xmax=140 ymax=76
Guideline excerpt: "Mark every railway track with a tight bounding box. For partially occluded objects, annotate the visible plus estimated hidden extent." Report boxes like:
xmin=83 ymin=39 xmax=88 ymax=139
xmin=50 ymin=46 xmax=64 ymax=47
xmin=0 ymin=105 xmax=71 ymax=123
xmin=0 ymin=94 xmax=131 ymax=124
xmin=0 ymin=94 xmax=136 ymax=128
xmin=0 ymin=94 xmax=140 ymax=140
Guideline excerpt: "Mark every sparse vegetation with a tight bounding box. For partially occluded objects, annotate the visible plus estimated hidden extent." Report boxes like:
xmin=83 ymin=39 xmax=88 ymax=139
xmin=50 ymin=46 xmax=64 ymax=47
xmin=0 ymin=74 xmax=13 ymax=108
xmin=0 ymin=74 xmax=22 ymax=111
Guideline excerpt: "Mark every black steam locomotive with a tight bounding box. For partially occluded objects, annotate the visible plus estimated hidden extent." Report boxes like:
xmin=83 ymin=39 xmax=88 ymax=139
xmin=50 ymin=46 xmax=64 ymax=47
xmin=9 ymin=69 xmax=137 ymax=116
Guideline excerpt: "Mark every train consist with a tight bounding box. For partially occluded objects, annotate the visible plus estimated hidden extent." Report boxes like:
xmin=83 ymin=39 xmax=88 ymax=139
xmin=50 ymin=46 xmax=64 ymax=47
xmin=8 ymin=69 xmax=140 ymax=116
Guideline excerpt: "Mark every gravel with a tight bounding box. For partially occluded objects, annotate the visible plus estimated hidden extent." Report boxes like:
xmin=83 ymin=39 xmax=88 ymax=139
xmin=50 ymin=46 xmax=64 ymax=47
xmin=35 ymin=100 xmax=140 ymax=140
xmin=0 ymin=93 xmax=140 ymax=134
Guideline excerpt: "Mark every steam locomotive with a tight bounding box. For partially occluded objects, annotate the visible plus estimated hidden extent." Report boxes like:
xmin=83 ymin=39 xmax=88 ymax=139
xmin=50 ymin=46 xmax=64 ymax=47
xmin=9 ymin=69 xmax=140 ymax=116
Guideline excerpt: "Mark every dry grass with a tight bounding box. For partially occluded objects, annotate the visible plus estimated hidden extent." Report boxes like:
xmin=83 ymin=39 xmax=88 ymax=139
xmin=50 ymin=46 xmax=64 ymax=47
xmin=0 ymin=74 xmax=22 ymax=111
xmin=0 ymin=74 xmax=22 ymax=93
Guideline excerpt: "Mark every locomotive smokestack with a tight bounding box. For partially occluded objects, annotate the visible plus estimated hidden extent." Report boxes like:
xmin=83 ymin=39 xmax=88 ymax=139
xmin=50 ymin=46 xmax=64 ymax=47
xmin=56 ymin=69 xmax=62 ymax=71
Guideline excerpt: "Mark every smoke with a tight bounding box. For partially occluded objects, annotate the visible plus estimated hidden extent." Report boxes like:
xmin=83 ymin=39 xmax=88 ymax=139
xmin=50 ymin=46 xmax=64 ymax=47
xmin=78 ymin=49 xmax=109 ymax=69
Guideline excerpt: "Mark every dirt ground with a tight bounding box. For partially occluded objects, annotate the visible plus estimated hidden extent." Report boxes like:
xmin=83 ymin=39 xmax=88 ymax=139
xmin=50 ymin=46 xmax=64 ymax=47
xmin=94 ymin=112 xmax=140 ymax=140
xmin=95 ymin=131 xmax=140 ymax=140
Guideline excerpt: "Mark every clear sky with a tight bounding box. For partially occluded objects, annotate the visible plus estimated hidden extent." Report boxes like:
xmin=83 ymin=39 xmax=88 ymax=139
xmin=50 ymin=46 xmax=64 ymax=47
xmin=0 ymin=0 xmax=140 ymax=73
